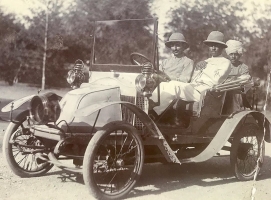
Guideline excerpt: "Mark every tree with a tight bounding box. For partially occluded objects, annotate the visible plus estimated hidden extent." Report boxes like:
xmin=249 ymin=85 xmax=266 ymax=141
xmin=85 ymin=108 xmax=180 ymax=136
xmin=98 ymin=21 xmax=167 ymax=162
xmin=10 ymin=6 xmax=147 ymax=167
xmin=242 ymin=2 xmax=271 ymax=79
xmin=165 ymin=0 xmax=271 ymax=104
xmin=22 ymin=0 xmax=70 ymax=88
xmin=166 ymin=0 xmax=251 ymax=62
xmin=65 ymin=0 xmax=154 ymax=63
xmin=1 ymin=0 xmax=154 ymax=88
xmin=0 ymin=9 xmax=25 ymax=85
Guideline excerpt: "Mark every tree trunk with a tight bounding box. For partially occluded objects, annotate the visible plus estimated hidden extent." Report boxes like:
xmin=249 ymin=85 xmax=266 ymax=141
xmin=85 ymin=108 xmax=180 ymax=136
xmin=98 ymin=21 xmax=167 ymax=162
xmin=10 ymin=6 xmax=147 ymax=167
xmin=42 ymin=0 xmax=49 ymax=90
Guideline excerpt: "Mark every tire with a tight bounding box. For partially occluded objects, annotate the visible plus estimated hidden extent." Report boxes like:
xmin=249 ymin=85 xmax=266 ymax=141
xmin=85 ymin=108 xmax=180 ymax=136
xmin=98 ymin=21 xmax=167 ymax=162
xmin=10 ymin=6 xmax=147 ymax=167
xmin=83 ymin=121 xmax=144 ymax=200
xmin=230 ymin=123 xmax=265 ymax=181
xmin=3 ymin=112 xmax=53 ymax=177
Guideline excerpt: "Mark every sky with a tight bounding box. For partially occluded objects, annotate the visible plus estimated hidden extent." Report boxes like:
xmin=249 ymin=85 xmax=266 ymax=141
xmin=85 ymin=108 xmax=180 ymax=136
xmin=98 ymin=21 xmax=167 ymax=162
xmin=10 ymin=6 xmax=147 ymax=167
xmin=1 ymin=0 xmax=270 ymax=18
xmin=1 ymin=0 xmax=271 ymax=53
xmin=0 ymin=0 xmax=36 ymax=16
xmin=0 ymin=0 xmax=180 ymax=41
xmin=1 ymin=0 xmax=176 ymax=33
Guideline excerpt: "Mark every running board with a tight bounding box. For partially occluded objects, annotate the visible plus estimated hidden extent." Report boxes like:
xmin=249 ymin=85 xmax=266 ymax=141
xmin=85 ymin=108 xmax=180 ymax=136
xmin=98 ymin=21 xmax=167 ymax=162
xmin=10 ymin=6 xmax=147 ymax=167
xmin=48 ymin=152 xmax=82 ymax=173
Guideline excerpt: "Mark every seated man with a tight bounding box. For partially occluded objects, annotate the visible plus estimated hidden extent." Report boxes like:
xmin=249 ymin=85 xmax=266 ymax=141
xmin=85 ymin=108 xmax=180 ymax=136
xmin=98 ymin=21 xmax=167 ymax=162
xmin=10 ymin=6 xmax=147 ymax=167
xmin=223 ymin=39 xmax=251 ymax=113
xmin=159 ymin=32 xmax=194 ymax=82
xmin=150 ymin=31 xmax=231 ymax=125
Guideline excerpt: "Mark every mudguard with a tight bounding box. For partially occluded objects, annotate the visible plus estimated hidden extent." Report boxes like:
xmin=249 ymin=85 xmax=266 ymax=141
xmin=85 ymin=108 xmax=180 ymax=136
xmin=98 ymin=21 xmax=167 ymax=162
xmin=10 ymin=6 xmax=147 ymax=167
xmin=75 ymin=104 xmax=271 ymax=164
xmin=182 ymin=110 xmax=271 ymax=163
xmin=75 ymin=101 xmax=182 ymax=164
xmin=1 ymin=95 xmax=34 ymax=112
xmin=75 ymin=101 xmax=159 ymax=136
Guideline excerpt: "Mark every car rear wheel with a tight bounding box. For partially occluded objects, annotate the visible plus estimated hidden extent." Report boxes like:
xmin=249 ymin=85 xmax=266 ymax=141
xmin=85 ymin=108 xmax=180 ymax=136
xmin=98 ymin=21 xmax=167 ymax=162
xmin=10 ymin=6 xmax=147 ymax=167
xmin=83 ymin=121 xmax=144 ymax=200
xmin=230 ymin=123 xmax=265 ymax=181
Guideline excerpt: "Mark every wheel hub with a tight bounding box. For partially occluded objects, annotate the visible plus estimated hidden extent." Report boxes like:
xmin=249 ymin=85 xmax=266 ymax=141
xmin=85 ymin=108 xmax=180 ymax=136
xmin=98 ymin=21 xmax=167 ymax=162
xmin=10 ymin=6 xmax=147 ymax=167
xmin=237 ymin=143 xmax=253 ymax=160
xmin=248 ymin=149 xmax=255 ymax=156
xmin=116 ymin=159 xmax=124 ymax=168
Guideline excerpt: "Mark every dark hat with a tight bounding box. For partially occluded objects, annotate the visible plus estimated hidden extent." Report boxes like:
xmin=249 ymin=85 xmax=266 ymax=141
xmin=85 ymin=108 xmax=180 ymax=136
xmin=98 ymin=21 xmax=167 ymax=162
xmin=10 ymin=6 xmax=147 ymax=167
xmin=203 ymin=31 xmax=227 ymax=48
xmin=165 ymin=33 xmax=189 ymax=48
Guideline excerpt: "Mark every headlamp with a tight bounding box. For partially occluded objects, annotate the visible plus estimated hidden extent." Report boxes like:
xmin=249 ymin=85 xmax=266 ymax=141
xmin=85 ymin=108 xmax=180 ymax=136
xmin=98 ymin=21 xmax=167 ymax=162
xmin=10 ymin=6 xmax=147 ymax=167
xmin=135 ymin=62 xmax=156 ymax=97
xmin=67 ymin=70 xmax=76 ymax=84
xmin=67 ymin=60 xmax=85 ymax=89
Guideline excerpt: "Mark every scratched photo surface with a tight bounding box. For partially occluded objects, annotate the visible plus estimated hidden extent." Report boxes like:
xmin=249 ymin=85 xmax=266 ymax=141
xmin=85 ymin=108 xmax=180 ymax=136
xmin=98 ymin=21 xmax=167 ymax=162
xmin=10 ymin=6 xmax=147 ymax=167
xmin=0 ymin=0 xmax=271 ymax=200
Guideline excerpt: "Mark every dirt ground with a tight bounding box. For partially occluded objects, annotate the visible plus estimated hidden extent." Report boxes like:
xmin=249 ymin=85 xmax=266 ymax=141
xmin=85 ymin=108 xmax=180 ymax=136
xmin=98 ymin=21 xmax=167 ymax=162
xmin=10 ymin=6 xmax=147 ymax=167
xmin=0 ymin=82 xmax=271 ymax=200
xmin=0 ymin=81 xmax=70 ymax=100
xmin=0 ymin=140 xmax=271 ymax=200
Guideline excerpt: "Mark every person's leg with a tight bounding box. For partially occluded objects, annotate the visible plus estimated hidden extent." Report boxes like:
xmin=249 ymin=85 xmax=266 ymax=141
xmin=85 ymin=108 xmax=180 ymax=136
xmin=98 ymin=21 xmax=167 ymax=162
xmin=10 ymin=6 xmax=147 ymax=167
xmin=174 ymin=99 xmax=189 ymax=127
xmin=151 ymin=81 xmax=201 ymax=116
xmin=152 ymin=81 xmax=201 ymax=101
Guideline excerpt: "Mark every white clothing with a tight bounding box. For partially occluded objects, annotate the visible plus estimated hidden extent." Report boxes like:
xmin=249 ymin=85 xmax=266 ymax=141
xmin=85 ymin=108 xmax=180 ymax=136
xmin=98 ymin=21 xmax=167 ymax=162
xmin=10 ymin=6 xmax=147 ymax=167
xmin=151 ymin=56 xmax=231 ymax=115
xmin=191 ymin=57 xmax=231 ymax=92
xmin=151 ymin=81 xmax=201 ymax=115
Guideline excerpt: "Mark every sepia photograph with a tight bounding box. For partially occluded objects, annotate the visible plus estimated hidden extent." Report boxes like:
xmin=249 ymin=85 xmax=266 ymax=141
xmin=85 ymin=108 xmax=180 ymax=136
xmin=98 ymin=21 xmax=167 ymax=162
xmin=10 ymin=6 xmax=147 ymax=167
xmin=0 ymin=0 xmax=271 ymax=199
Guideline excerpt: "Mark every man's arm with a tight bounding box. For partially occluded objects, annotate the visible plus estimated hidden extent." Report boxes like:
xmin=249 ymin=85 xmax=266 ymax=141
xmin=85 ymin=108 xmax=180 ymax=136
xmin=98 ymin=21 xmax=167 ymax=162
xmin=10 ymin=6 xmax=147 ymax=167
xmin=190 ymin=60 xmax=207 ymax=82
xmin=237 ymin=63 xmax=250 ymax=80
xmin=159 ymin=59 xmax=167 ymax=71
xmin=177 ymin=60 xmax=194 ymax=82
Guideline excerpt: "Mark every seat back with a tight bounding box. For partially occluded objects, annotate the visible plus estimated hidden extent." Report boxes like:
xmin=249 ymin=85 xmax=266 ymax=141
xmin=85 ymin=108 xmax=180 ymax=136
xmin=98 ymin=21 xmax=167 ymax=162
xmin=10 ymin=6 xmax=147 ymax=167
xmin=186 ymin=91 xmax=226 ymax=117
xmin=186 ymin=76 xmax=258 ymax=117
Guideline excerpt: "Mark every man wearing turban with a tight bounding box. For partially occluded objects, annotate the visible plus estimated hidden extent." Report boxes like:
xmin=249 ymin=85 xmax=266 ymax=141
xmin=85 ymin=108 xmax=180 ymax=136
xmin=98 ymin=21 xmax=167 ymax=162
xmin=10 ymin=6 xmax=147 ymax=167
xmin=225 ymin=40 xmax=250 ymax=82
xmin=223 ymin=39 xmax=251 ymax=113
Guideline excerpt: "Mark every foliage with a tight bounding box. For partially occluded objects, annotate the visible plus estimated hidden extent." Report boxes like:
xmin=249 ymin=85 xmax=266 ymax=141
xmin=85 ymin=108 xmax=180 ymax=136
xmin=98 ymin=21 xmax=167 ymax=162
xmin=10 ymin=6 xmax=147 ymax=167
xmin=165 ymin=0 xmax=271 ymax=103
xmin=0 ymin=0 xmax=154 ymax=87
xmin=93 ymin=19 xmax=155 ymax=65
xmin=1 ymin=0 xmax=271 ymax=90
xmin=65 ymin=0 xmax=154 ymax=63
xmin=243 ymin=13 xmax=271 ymax=79
xmin=166 ymin=0 xmax=251 ymax=63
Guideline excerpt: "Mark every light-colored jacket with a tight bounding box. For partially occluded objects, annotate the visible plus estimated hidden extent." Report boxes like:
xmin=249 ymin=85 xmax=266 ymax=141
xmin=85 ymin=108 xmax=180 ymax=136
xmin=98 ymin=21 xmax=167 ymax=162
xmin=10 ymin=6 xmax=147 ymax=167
xmin=160 ymin=56 xmax=194 ymax=83
xmin=191 ymin=56 xmax=231 ymax=93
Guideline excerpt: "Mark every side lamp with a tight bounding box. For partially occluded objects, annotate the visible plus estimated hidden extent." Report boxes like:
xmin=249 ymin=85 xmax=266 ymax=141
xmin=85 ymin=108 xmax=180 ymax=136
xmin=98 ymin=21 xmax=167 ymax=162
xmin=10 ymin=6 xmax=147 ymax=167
xmin=135 ymin=62 xmax=156 ymax=97
xmin=67 ymin=59 xmax=85 ymax=89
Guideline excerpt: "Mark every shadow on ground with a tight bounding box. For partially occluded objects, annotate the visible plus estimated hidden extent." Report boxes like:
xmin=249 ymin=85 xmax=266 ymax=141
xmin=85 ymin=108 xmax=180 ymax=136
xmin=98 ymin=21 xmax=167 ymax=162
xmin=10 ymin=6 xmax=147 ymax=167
xmin=39 ymin=155 xmax=271 ymax=199
xmin=127 ymin=156 xmax=271 ymax=199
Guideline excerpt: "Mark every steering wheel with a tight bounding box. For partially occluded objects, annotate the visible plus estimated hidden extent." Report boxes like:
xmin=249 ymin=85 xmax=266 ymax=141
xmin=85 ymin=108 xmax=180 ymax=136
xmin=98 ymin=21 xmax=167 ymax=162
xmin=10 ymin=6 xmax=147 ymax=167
xmin=130 ymin=52 xmax=171 ymax=83
xmin=130 ymin=52 xmax=151 ymax=66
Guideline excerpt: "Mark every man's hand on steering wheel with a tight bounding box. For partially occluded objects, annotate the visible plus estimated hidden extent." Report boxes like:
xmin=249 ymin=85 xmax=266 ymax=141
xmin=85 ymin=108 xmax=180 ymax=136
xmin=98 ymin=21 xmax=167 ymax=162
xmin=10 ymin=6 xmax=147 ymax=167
xmin=130 ymin=53 xmax=171 ymax=83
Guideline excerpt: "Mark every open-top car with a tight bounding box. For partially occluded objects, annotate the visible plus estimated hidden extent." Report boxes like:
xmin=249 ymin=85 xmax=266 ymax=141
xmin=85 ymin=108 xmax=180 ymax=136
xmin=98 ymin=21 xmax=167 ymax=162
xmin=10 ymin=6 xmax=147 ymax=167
xmin=2 ymin=18 xmax=271 ymax=200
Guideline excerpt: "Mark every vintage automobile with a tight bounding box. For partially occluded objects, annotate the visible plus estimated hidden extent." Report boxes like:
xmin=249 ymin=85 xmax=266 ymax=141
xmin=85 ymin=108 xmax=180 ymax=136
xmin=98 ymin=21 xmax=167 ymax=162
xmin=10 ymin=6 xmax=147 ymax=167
xmin=2 ymin=18 xmax=271 ymax=200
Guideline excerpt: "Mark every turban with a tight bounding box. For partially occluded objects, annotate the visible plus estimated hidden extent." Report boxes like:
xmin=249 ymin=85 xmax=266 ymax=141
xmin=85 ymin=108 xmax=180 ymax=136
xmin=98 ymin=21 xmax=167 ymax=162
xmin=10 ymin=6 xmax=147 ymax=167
xmin=225 ymin=40 xmax=243 ymax=55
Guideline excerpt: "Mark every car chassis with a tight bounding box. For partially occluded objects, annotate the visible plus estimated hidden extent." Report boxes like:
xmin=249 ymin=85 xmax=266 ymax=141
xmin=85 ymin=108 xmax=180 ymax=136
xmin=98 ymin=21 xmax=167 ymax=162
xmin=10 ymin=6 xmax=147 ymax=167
xmin=2 ymin=18 xmax=271 ymax=200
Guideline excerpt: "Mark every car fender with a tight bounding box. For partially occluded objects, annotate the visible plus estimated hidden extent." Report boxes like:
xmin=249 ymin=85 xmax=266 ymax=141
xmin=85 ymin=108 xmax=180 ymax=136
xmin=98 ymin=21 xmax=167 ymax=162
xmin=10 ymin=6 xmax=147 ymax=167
xmin=75 ymin=101 xmax=181 ymax=164
xmin=1 ymin=95 xmax=35 ymax=112
xmin=183 ymin=110 xmax=271 ymax=163
xmin=259 ymin=110 xmax=271 ymax=142
xmin=75 ymin=101 xmax=155 ymax=134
